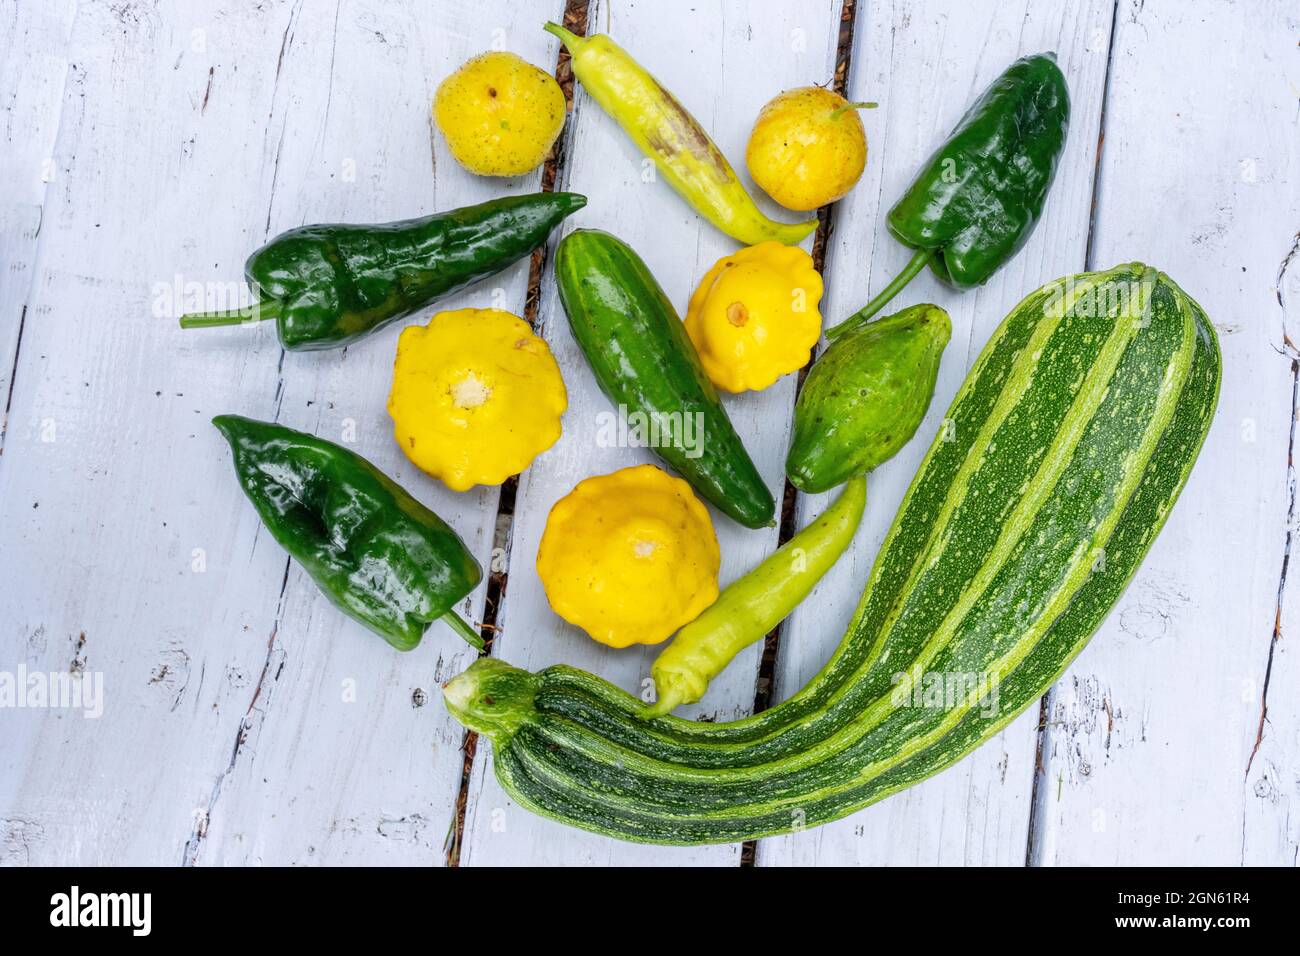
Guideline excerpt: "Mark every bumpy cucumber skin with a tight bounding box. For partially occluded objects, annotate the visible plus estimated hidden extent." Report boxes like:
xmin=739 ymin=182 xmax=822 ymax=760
xmin=446 ymin=263 xmax=1221 ymax=844
xmin=787 ymin=304 xmax=951 ymax=494
xmin=553 ymin=229 xmax=775 ymax=528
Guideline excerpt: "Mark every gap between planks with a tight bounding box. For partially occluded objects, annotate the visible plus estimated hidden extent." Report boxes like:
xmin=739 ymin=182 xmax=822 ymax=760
xmin=445 ymin=0 xmax=591 ymax=868
xmin=739 ymin=0 xmax=860 ymax=868
xmin=1 ymin=305 xmax=30 ymax=456
xmin=447 ymin=0 xmax=855 ymax=866
xmin=1242 ymin=231 xmax=1300 ymax=788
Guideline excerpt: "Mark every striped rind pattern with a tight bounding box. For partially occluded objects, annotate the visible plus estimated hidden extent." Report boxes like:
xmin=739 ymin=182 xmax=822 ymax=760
xmin=447 ymin=264 xmax=1221 ymax=844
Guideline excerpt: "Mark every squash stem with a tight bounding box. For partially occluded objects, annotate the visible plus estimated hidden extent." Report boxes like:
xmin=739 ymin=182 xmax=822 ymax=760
xmin=179 ymin=299 xmax=283 ymax=329
xmin=825 ymin=248 xmax=932 ymax=339
xmin=830 ymin=100 xmax=878 ymax=119
xmin=441 ymin=610 xmax=485 ymax=650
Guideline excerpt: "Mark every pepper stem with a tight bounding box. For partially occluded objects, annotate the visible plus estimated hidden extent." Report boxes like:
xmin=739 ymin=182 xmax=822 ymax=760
xmin=543 ymin=21 xmax=585 ymax=53
xmin=824 ymin=248 xmax=932 ymax=339
xmin=440 ymin=610 xmax=485 ymax=650
xmin=179 ymin=299 xmax=283 ymax=329
xmin=830 ymin=100 xmax=878 ymax=119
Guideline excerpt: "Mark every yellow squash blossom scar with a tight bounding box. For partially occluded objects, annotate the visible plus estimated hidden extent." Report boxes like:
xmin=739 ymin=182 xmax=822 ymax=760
xmin=684 ymin=241 xmax=824 ymax=393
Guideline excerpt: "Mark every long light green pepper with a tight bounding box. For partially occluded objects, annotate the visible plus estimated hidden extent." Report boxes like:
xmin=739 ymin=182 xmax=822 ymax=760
xmin=645 ymin=476 xmax=867 ymax=716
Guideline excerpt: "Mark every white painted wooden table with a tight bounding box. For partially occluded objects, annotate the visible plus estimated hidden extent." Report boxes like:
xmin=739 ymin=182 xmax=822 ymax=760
xmin=1 ymin=0 xmax=1295 ymax=867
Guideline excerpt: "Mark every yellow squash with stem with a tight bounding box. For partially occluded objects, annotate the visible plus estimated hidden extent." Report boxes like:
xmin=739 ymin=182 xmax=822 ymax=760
xmin=544 ymin=22 xmax=816 ymax=246
xmin=746 ymin=86 xmax=876 ymax=211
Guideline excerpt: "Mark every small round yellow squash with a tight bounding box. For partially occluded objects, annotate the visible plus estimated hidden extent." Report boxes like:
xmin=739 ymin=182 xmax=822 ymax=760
xmin=745 ymin=86 xmax=875 ymax=211
xmin=684 ymin=242 xmax=824 ymax=393
xmin=388 ymin=308 xmax=566 ymax=491
xmin=434 ymin=51 xmax=566 ymax=177
xmin=536 ymin=465 xmax=720 ymax=648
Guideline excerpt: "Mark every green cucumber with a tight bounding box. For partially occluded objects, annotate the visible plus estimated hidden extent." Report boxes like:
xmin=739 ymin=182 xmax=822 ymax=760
xmin=787 ymin=303 xmax=951 ymax=494
xmin=553 ymin=229 xmax=775 ymax=528
xmin=446 ymin=263 xmax=1220 ymax=844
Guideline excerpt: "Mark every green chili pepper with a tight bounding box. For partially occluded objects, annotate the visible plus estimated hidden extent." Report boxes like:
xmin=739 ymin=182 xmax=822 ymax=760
xmin=644 ymin=475 xmax=866 ymax=717
xmin=213 ymin=415 xmax=483 ymax=651
xmin=544 ymin=23 xmax=816 ymax=247
xmin=180 ymin=192 xmax=586 ymax=351
xmin=825 ymin=54 xmax=1069 ymax=340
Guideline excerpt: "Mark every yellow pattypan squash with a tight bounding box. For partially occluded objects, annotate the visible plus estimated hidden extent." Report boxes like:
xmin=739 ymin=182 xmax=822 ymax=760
xmin=746 ymin=87 xmax=874 ymax=211
xmin=434 ymin=51 xmax=567 ymax=177
xmin=684 ymin=242 xmax=824 ymax=393
xmin=388 ymin=308 xmax=566 ymax=491
xmin=536 ymin=464 xmax=720 ymax=648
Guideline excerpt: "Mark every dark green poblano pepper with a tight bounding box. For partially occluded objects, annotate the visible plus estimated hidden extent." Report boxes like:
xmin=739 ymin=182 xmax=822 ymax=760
xmin=181 ymin=192 xmax=586 ymax=350
xmin=213 ymin=415 xmax=483 ymax=650
xmin=826 ymin=54 xmax=1068 ymax=340
xmin=787 ymin=304 xmax=950 ymax=494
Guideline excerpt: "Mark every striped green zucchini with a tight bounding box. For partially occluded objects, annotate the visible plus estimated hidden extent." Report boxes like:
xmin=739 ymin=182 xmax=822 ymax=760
xmin=444 ymin=263 xmax=1220 ymax=845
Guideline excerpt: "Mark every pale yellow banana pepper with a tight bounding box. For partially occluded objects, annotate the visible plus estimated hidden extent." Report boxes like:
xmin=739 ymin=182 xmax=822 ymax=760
xmin=544 ymin=22 xmax=816 ymax=246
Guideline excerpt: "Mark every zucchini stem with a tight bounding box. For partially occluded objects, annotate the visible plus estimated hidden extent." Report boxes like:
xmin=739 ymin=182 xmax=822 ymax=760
xmin=825 ymin=248 xmax=932 ymax=339
xmin=441 ymin=610 xmax=485 ymax=650
xmin=179 ymin=299 xmax=283 ymax=329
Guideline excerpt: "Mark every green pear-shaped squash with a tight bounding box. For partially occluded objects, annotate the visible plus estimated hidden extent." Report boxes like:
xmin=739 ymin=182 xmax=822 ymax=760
xmin=787 ymin=303 xmax=950 ymax=493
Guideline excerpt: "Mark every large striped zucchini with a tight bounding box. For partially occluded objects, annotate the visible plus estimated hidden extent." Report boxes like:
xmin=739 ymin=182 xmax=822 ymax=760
xmin=444 ymin=263 xmax=1220 ymax=844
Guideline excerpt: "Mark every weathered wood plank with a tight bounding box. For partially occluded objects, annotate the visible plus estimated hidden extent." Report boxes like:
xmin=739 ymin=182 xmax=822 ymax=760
xmin=3 ymin=0 xmax=1291 ymax=868
xmin=0 ymin=0 xmax=551 ymax=866
xmin=0 ymin=0 xmax=293 ymax=866
xmin=757 ymin=0 xmax=1116 ymax=866
xmin=0 ymin=0 xmax=79 ymax=867
xmin=190 ymin=0 xmax=569 ymax=868
xmin=1031 ymin=0 xmax=1300 ymax=866
xmin=0 ymin=0 xmax=77 ymax=449
xmin=458 ymin=0 xmax=846 ymax=866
